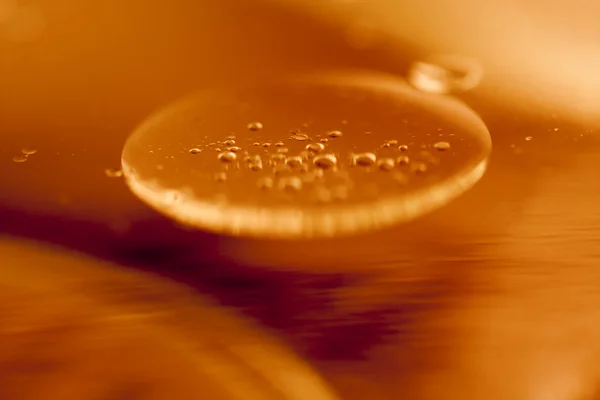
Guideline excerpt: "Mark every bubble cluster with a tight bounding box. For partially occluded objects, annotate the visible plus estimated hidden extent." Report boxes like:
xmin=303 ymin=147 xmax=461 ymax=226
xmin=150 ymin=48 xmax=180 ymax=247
xmin=121 ymin=71 xmax=491 ymax=238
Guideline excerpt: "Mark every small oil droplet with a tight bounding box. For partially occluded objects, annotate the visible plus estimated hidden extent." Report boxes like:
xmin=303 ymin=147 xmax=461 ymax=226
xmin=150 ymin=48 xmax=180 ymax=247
xmin=262 ymin=142 xmax=271 ymax=148
xmin=328 ymin=130 xmax=343 ymax=139
xmin=275 ymin=141 xmax=285 ymax=147
xmin=525 ymin=136 xmax=533 ymax=141
xmin=253 ymin=142 xmax=260 ymax=147
xmin=313 ymin=154 xmax=338 ymax=169
xmin=247 ymin=121 xmax=263 ymax=131
xmin=189 ymin=148 xmax=202 ymax=154
xmin=399 ymin=145 xmax=409 ymax=152
xmin=411 ymin=162 xmax=428 ymax=174
xmin=277 ymin=147 xmax=289 ymax=154
xmin=224 ymin=139 xmax=236 ymax=146
xmin=291 ymin=133 xmax=310 ymax=141
xmin=355 ymin=152 xmax=377 ymax=166
xmin=218 ymin=151 xmax=237 ymax=163
xmin=105 ymin=168 xmax=123 ymax=178
xmin=433 ymin=141 xmax=450 ymax=151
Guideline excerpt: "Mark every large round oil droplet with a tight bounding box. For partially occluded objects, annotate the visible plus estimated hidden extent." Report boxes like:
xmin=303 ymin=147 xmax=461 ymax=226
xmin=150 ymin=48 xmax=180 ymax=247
xmin=122 ymin=71 xmax=491 ymax=238
xmin=0 ymin=236 xmax=340 ymax=400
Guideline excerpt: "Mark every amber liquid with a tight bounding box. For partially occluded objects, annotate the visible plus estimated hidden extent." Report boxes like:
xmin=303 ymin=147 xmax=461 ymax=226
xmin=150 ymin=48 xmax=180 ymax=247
xmin=2 ymin=1 xmax=600 ymax=399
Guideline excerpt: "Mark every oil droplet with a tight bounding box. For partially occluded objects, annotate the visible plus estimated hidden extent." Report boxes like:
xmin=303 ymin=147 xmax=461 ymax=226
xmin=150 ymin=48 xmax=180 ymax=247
xmin=270 ymin=153 xmax=287 ymax=163
xmin=392 ymin=172 xmax=409 ymax=185
xmin=218 ymin=151 xmax=237 ymax=163
xmin=320 ymin=138 xmax=328 ymax=143
xmin=189 ymin=148 xmax=202 ymax=154
xmin=21 ymin=147 xmax=37 ymax=155
xmin=397 ymin=155 xmax=410 ymax=165
xmin=525 ymin=136 xmax=533 ymax=141
xmin=355 ymin=152 xmax=377 ymax=166
xmin=13 ymin=155 xmax=28 ymax=163
xmin=275 ymin=141 xmax=285 ymax=147
xmin=278 ymin=176 xmax=303 ymax=192
xmin=274 ymin=164 xmax=291 ymax=175
xmin=262 ymin=143 xmax=271 ymax=148
xmin=224 ymin=139 xmax=236 ymax=146
xmin=253 ymin=142 xmax=260 ymax=146
xmin=399 ymin=145 xmax=409 ymax=152
xmin=227 ymin=146 xmax=242 ymax=153
xmin=277 ymin=147 xmax=289 ymax=154
xmin=377 ymin=157 xmax=395 ymax=171
xmin=214 ymin=172 xmax=227 ymax=182
xmin=313 ymin=154 xmax=338 ymax=169
xmin=328 ymin=130 xmax=343 ymax=139
xmin=433 ymin=141 xmax=450 ymax=151
xmin=286 ymin=156 xmax=303 ymax=169
xmin=214 ymin=147 xmax=222 ymax=152
xmin=247 ymin=121 xmax=263 ymax=131
xmin=105 ymin=168 xmax=123 ymax=178
xmin=256 ymin=176 xmax=274 ymax=190
xmin=306 ymin=143 xmax=325 ymax=154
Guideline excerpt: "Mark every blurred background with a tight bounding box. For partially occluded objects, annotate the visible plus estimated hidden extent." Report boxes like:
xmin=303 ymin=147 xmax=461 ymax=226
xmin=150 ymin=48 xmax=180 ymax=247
xmin=1 ymin=0 xmax=600 ymax=399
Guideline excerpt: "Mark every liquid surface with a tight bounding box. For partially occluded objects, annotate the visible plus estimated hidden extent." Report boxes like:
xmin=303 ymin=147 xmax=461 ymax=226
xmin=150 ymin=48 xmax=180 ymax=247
xmin=122 ymin=71 xmax=491 ymax=238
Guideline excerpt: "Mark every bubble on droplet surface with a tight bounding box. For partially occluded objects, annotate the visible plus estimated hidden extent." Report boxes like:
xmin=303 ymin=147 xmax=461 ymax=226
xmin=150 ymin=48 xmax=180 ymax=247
xmin=377 ymin=158 xmax=395 ymax=171
xmin=291 ymin=132 xmax=310 ymax=141
xmin=355 ymin=152 xmax=377 ymax=166
xmin=189 ymin=148 xmax=202 ymax=154
xmin=306 ymin=143 xmax=325 ymax=154
xmin=21 ymin=147 xmax=37 ymax=155
xmin=278 ymin=176 xmax=303 ymax=192
xmin=327 ymin=130 xmax=343 ymax=139
xmin=247 ymin=121 xmax=263 ymax=131
xmin=214 ymin=172 xmax=227 ymax=182
xmin=396 ymin=155 xmax=410 ymax=165
xmin=12 ymin=155 xmax=28 ymax=163
xmin=313 ymin=154 xmax=337 ymax=169
xmin=105 ymin=168 xmax=124 ymax=178
xmin=286 ymin=156 xmax=303 ymax=169
xmin=407 ymin=55 xmax=483 ymax=95
xmin=121 ymin=70 xmax=491 ymax=239
xmin=433 ymin=141 xmax=451 ymax=151
xmin=217 ymin=151 xmax=237 ymax=163
xmin=257 ymin=176 xmax=274 ymax=190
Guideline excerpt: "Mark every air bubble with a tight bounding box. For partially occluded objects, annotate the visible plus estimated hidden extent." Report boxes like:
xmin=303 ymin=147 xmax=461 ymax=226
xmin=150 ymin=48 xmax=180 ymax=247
xmin=247 ymin=121 xmax=263 ymax=131
xmin=407 ymin=54 xmax=483 ymax=94
xmin=278 ymin=176 xmax=303 ymax=192
xmin=433 ymin=141 xmax=451 ymax=151
xmin=218 ymin=151 xmax=237 ymax=163
xmin=21 ymin=147 xmax=37 ymax=155
xmin=12 ymin=155 xmax=28 ymax=163
xmin=377 ymin=157 xmax=395 ymax=171
xmin=313 ymin=154 xmax=338 ymax=169
xmin=256 ymin=176 xmax=274 ymax=190
xmin=355 ymin=152 xmax=377 ymax=166
xmin=306 ymin=143 xmax=325 ymax=154
xmin=214 ymin=172 xmax=227 ymax=182
xmin=105 ymin=168 xmax=124 ymax=178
